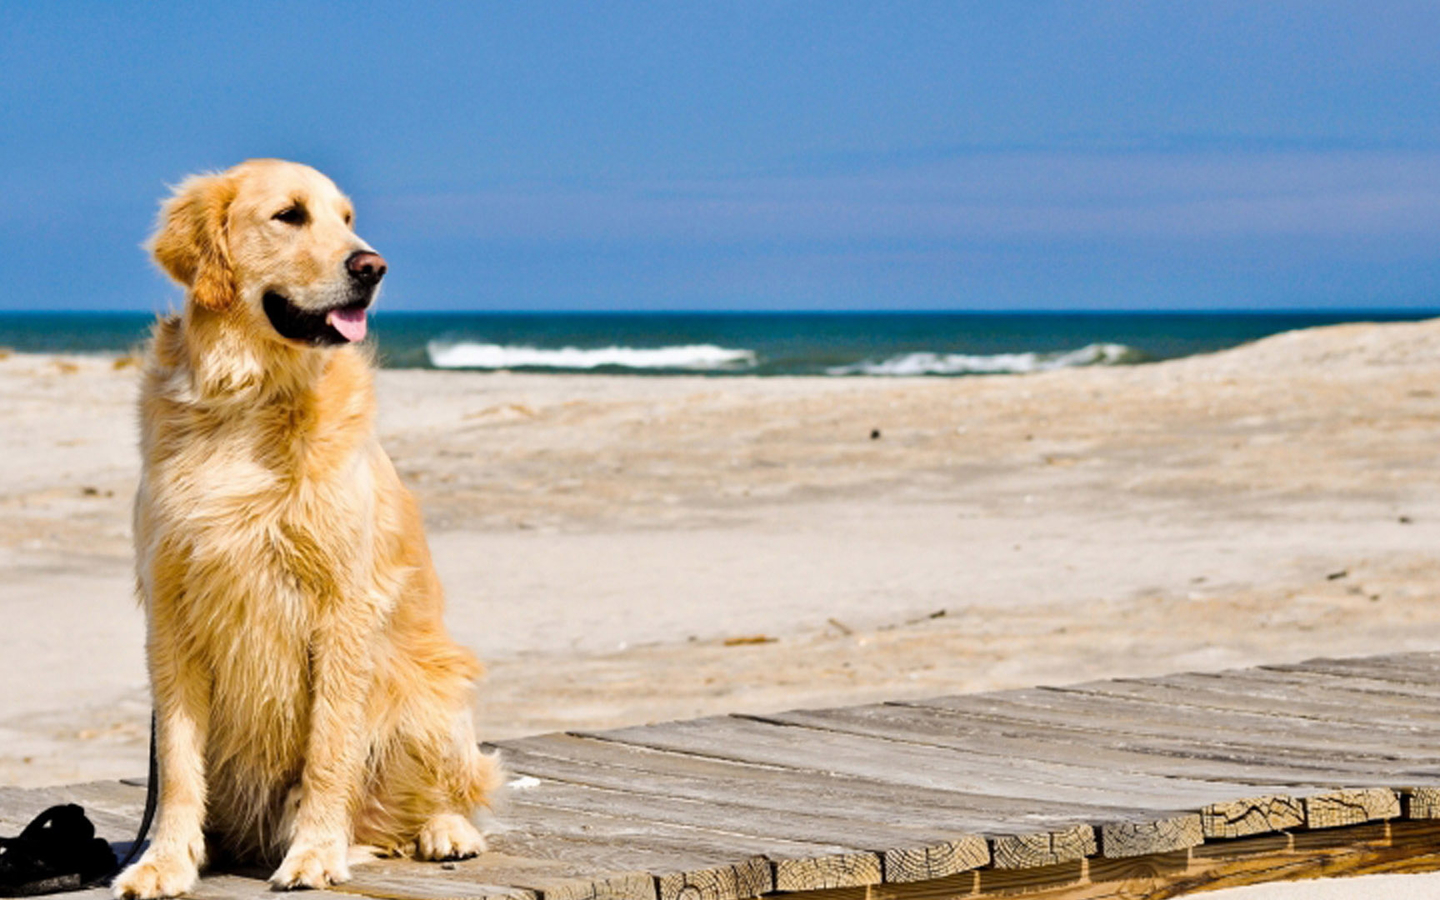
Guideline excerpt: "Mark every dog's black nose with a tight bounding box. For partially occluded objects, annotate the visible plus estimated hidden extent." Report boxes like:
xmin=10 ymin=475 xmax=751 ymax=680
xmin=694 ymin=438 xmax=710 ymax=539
xmin=346 ymin=251 xmax=387 ymax=286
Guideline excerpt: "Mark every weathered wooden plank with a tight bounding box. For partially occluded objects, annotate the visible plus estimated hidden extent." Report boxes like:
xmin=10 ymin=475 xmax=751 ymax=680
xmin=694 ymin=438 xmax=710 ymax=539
xmin=185 ymin=873 xmax=310 ymax=900
xmin=500 ymin=734 xmax=1140 ymax=831
xmin=1200 ymin=794 xmax=1306 ymax=839
xmin=1179 ymin=665 xmax=1440 ymax=701
xmin=748 ymin=704 xmax=1372 ymax=846
xmin=880 ymin=837 xmax=990 ymax=883
xmin=655 ymin=856 xmax=770 ymax=900
xmin=1269 ymin=657 xmax=1440 ymax=687
xmin=511 ymin=777 xmax=974 ymax=856
xmin=61 ymin=879 xmax=288 ymax=900
xmin=991 ymin=685 xmax=1434 ymax=753
xmin=1408 ymin=787 xmax=1440 ymax=819
xmin=1283 ymin=654 xmax=1440 ymax=683
xmin=577 ymin=715 xmax=1271 ymax=810
xmin=1064 ymin=673 xmax=1440 ymax=729
xmin=503 ymin=737 xmax=1110 ymax=877
xmin=1143 ymin=670 xmax=1440 ymax=731
xmin=1303 ymin=788 xmax=1401 ymax=829
xmin=799 ymin=821 xmax=1440 ymax=900
xmin=754 ymin=703 xmax=1394 ymax=791
xmin=487 ymin=832 xmax=764 ymax=900
xmin=514 ymin=793 xmax=885 ymax=893
xmin=1097 ymin=813 xmax=1203 ymax=859
xmin=498 ymin=800 xmax=805 ymax=887
xmin=901 ymin=689 xmax=1440 ymax=763
xmin=881 ymin=701 xmax=1434 ymax=789
xmin=988 ymin=825 xmax=1097 ymax=869
xmin=343 ymin=862 xmax=541 ymax=900
xmin=524 ymin=873 xmax=650 ymax=900
xmin=1243 ymin=664 xmax=1440 ymax=701
xmin=771 ymin=851 xmax=883 ymax=893
xmin=507 ymin=798 xmax=962 ymax=894
xmin=358 ymin=849 xmax=655 ymax=900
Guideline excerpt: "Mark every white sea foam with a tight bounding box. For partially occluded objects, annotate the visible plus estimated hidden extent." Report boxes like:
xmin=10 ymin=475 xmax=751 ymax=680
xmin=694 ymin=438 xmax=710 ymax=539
xmin=827 ymin=342 xmax=1142 ymax=376
xmin=427 ymin=341 xmax=758 ymax=371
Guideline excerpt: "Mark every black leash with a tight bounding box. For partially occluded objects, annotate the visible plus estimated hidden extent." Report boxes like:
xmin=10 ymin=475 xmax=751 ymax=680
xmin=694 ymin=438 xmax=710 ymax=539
xmin=0 ymin=714 xmax=159 ymax=896
xmin=110 ymin=713 xmax=160 ymax=878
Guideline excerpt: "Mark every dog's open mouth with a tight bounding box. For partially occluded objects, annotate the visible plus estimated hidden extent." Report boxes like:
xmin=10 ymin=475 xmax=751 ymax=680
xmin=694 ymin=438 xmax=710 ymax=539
xmin=263 ymin=292 xmax=369 ymax=345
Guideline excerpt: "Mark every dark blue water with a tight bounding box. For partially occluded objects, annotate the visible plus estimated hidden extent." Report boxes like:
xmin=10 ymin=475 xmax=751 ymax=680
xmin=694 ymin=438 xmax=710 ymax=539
xmin=1 ymin=310 xmax=1435 ymax=376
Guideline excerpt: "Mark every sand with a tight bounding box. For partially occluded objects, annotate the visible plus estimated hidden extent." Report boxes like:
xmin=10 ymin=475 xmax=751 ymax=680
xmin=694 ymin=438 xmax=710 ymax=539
xmin=3 ymin=319 xmax=1440 ymax=897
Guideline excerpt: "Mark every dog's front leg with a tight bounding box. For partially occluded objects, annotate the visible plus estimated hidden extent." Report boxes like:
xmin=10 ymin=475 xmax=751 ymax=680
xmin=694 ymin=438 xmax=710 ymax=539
xmin=270 ymin=616 xmax=375 ymax=890
xmin=114 ymin=625 xmax=212 ymax=900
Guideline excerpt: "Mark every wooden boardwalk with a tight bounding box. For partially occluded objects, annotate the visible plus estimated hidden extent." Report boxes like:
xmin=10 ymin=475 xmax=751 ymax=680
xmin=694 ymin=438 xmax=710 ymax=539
xmin=10 ymin=652 xmax=1440 ymax=900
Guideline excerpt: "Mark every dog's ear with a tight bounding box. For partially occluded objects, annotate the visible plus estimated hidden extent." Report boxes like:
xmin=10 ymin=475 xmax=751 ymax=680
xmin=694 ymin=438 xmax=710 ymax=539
xmin=149 ymin=173 xmax=238 ymax=311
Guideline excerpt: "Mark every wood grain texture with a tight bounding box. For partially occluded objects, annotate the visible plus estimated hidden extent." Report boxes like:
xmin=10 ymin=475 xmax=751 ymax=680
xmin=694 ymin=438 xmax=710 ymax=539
xmin=578 ymin=715 xmax=1264 ymax=810
xmin=1303 ymin=788 xmax=1401 ymax=830
xmin=771 ymin=851 xmax=882 ymax=892
xmin=1408 ymin=787 xmax=1440 ymax=820
xmin=500 ymin=734 xmax=1143 ymax=833
xmin=1097 ymin=814 xmax=1203 ymax=858
xmin=506 ymin=777 xmax=975 ymax=862
xmin=755 ymin=704 xmax=1329 ymax=789
xmin=908 ymin=686 xmax=1438 ymax=757
xmin=521 ymin=872 xmax=652 ymax=900
xmin=342 ymin=863 xmax=540 ymax=900
xmin=656 ymin=856 xmax=771 ymax=900
xmin=795 ymin=821 xmax=1440 ymax=900
xmin=1200 ymin=794 xmax=1305 ymax=839
xmin=1064 ymin=673 xmax=1440 ymax=729
xmin=989 ymin=825 xmax=1097 ymax=869
xmin=879 ymin=836 xmax=990 ymax=883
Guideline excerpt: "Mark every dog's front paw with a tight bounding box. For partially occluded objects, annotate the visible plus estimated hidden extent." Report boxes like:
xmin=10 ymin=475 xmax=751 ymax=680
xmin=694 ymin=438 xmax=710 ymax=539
xmin=113 ymin=851 xmax=200 ymax=900
xmin=416 ymin=814 xmax=486 ymax=861
xmin=270 ymin=837 xmax=350 ymax=890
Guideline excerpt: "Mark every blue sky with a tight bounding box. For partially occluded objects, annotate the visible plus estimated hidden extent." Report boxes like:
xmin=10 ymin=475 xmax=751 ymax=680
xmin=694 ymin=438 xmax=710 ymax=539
xmin=3 ymin=2 xmax=1439 ymax=311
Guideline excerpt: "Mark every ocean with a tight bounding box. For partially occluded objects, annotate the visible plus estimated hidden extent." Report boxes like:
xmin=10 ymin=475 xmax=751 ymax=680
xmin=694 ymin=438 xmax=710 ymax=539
xmin=1 ymin=310 xmax=1434 ymax=376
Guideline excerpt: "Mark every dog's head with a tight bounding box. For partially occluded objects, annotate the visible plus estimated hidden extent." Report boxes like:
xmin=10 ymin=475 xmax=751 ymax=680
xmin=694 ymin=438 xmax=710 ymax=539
xmin=151 ymin=159 xmax=384 ymax=347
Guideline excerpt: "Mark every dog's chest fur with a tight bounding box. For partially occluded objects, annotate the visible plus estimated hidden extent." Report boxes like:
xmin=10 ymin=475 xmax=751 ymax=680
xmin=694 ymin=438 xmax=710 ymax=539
xmin=137 ymin=333 xmax=394 ymax=797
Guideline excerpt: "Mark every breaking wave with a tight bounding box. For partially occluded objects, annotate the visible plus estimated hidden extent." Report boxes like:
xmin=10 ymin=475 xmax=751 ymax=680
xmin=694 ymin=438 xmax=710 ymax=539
xmin=426 ymin=341 xmax=758 ymax=371
xmin=827 ymin=342 xmax=1144 ymax=376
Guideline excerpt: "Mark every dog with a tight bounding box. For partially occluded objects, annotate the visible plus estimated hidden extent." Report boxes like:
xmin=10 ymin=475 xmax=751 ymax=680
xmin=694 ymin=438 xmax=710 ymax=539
xmin=113 ymin=160 xmax=501 ymax=899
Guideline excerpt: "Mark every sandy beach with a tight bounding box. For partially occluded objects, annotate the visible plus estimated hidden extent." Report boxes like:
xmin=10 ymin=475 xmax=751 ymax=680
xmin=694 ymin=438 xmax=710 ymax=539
xmin=4 ymin=318 xmax=1440 ymax=895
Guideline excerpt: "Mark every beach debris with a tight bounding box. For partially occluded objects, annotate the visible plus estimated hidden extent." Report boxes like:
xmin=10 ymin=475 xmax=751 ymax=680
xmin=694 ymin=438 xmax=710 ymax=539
xmin=902 ymin=609 xmax=949 ymax=626
xmin=1326 ymin=569 xmax=1349 ymax=581
xmin=870 ymin=428 xmax=881 ymax=439
xmin=1400 ymin=516 xmax=1414 ymax=524
xmin=723 ymin=635 xmax=777 ymax=646
xmin=464 ymin=402 xmax=536 ymax=422
xmin=826 ymin=617 xmax=854 ymax=636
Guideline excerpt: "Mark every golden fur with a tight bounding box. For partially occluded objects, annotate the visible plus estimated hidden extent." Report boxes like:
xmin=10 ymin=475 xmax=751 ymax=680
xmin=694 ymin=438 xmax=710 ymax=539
xmin=114 ymin=160 xmax=500 ymax=900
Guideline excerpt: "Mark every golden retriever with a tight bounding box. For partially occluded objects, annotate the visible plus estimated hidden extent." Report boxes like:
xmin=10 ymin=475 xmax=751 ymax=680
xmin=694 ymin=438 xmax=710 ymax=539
xmin=113 ymin=159 xmax=500 ymax=899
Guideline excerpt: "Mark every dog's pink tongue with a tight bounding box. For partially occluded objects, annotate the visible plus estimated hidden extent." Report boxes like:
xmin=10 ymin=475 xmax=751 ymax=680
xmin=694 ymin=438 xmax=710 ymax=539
xmin=327 ymin=307 xmax=368 ymax=342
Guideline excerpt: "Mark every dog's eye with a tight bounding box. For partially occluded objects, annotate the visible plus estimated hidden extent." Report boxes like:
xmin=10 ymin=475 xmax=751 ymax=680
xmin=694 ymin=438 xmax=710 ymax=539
xmin=273 ymin=206 xmax=306 ymax=226
xmin=343 ymin=211 xmax=353 ymax=226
